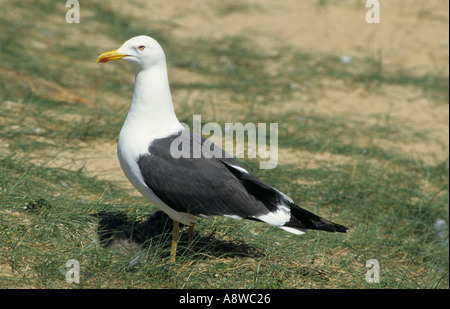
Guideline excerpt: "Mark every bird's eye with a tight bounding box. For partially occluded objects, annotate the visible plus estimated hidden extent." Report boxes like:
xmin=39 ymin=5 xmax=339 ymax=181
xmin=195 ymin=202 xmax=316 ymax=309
xmin=138 ymin=45 xmax=145 ymax=51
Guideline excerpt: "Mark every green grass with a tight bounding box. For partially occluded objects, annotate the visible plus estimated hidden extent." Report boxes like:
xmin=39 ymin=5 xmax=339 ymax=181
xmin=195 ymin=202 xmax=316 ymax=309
xmin=169 ymin=37 xmax=449 ymax=103
xmin=0 ymin=0 xmax=448 ymax=289
xmin=1 ymin=152 xmax=447 ymax=288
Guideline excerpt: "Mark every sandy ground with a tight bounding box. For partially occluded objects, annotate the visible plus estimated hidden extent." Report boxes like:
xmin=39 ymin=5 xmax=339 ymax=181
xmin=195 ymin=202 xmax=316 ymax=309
xmin=2 ymin=0 xmax=449 ymax=190
xmin=89 ymin=0 xmax=449 ymax=184
xmin=116 ymin=0 xmax=449 ymax=74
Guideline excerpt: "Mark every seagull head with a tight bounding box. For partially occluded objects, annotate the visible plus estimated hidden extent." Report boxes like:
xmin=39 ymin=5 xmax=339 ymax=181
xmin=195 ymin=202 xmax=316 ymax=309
xmin=97 ymin=35 xmax=166 ymax=69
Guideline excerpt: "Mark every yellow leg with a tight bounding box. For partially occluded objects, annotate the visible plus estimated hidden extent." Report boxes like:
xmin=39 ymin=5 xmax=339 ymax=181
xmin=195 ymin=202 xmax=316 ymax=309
xmin=188 ymin=224 xmax=195 ymax=246
xmin=170 ymin=221 xmax=180 ymax=262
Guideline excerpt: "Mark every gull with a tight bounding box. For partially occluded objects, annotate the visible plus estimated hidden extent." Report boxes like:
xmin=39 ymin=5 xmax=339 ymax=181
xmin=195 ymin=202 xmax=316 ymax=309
xmin=97 ymin=36 xmax=348 ymax=261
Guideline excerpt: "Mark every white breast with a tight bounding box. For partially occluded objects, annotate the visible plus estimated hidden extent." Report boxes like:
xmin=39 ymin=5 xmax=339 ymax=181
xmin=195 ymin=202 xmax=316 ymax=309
xmin=117 ymin=121 xmax=195 ymax=226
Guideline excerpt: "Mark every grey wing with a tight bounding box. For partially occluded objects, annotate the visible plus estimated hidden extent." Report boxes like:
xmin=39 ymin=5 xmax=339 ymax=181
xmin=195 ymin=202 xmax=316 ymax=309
xmin=137 ymin=130 xmax=273 ymax=218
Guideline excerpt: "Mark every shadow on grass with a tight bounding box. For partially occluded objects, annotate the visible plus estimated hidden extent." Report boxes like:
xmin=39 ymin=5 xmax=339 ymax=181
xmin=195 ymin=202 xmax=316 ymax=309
xmin=94 ymin=210 xmax=264 ymax=259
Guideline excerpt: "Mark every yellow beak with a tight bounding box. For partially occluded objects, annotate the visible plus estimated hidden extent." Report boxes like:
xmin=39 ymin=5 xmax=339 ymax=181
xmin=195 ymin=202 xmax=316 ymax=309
xmin=96 ymin=49 xmax=127 ymax=63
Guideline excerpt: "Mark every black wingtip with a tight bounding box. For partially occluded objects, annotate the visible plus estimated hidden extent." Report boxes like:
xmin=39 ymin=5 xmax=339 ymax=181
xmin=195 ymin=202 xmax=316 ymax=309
xmin=332 ymin=223 xmax=349 ymax=233
xmin=288 ymin=203 xmax=349 ymax=233
xmin=313 ymin=220 xmax=349 ymax=233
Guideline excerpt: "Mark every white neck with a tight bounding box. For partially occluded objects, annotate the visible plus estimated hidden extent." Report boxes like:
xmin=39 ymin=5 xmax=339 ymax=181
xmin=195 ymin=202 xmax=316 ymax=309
xmin=118 ymin=63 xmax=183 ymax=157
